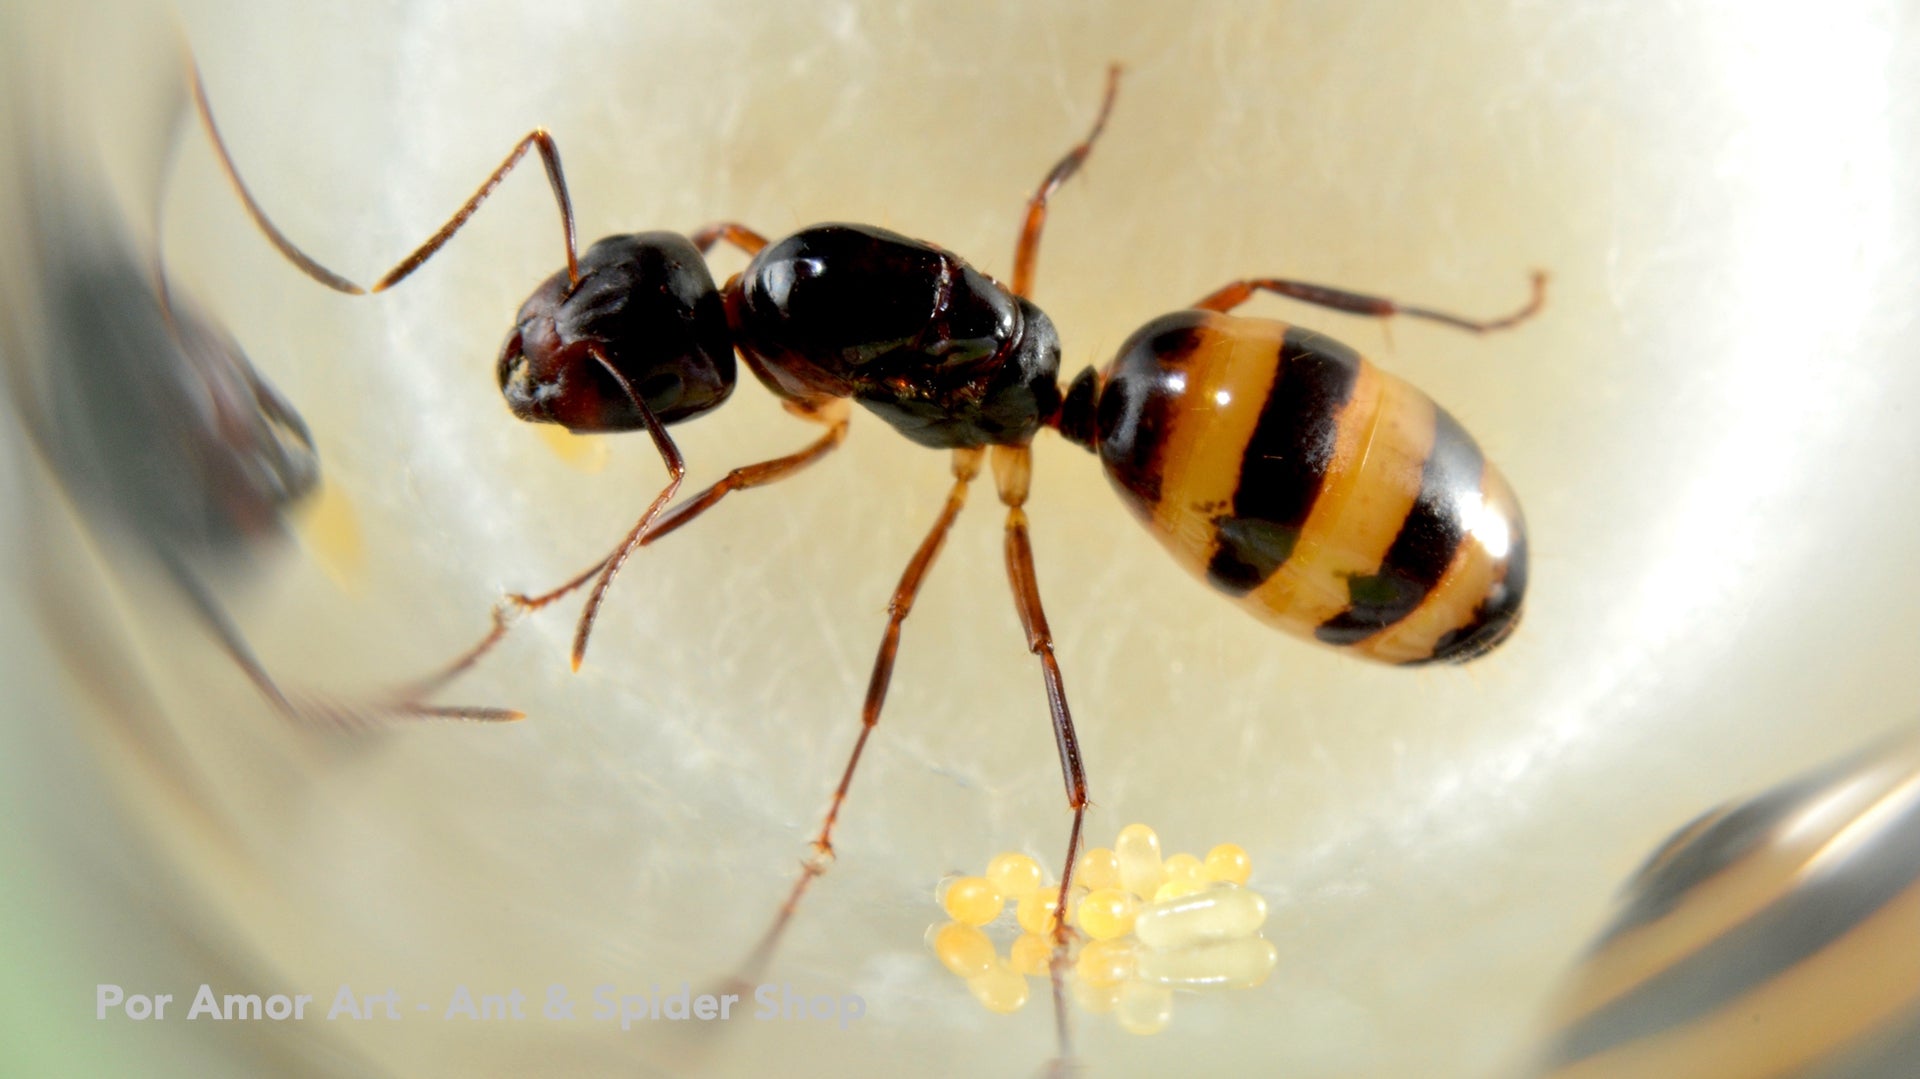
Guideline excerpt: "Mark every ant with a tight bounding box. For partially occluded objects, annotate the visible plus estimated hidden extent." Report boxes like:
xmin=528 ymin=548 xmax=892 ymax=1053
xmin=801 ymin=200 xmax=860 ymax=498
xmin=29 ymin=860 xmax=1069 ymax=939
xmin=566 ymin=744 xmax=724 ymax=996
xmin=4 ymin=102 xmax=511 ymax=733
xmin=190 ymin=61 xmax=1542 ymax=1056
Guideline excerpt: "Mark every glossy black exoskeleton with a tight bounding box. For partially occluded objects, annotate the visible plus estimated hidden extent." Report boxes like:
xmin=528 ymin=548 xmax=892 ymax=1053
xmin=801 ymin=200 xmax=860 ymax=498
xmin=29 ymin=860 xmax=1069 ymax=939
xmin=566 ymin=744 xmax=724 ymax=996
xmin=500 ymin=231 xmax=735 ymax=431
xmin=728 ymin=223 xmax=1062 ymax=448
xmin=493 ymin=222 xmax=1062 ymax=449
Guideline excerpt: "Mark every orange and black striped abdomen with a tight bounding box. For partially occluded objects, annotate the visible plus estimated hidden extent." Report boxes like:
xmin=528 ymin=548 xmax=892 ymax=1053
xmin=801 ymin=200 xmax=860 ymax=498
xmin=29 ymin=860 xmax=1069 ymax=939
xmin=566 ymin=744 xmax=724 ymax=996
xmin=1527 ymin=734 xmax=1920 ymax=1078
xmin=1089 ymin=310 xmax=1525 ymax=665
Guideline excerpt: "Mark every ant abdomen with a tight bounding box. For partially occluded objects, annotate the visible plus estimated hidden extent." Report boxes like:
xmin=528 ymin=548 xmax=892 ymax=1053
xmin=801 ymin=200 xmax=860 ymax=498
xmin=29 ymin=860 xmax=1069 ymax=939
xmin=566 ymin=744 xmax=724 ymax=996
xmin=1074 ymin=309 xmax=1528 ymax=667
xmin=729 ymin=223 xmax=1062 ymax=449
xmin=498 ymin=231 xmax=734 ymax=431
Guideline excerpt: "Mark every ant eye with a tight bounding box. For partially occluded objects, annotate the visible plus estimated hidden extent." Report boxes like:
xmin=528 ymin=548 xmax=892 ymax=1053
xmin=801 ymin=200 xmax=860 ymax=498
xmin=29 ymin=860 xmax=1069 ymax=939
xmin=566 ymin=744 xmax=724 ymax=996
xmin=495 ymin=233 xmax=735 ymax=431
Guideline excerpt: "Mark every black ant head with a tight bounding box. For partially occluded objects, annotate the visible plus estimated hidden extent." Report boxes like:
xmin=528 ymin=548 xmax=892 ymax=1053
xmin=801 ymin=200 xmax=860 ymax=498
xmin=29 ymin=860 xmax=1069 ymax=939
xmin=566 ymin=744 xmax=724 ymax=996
xmin=497 ymin=232 xmax=735 ymax=431
xmin=46 ymin=252 xmax=319 ymax=558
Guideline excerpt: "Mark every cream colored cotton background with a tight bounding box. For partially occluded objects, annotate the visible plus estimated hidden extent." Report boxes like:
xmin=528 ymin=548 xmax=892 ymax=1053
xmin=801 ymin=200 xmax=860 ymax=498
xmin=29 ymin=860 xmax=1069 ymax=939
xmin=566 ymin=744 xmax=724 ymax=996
xmin=3 ymin=1 xmax=1918 ymax=1077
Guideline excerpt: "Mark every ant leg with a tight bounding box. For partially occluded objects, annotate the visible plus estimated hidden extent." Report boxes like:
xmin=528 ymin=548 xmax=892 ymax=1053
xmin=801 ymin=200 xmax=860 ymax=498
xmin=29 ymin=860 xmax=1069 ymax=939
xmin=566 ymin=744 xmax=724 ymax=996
xmin=158 ymin=548 xmax=297 ymax=716
xmin=733 ymin=446 xmax=982 ymax=987
xmin=156 ymin=550 xmax=521 ymax=727
xmin=992 ymin=443 xmax=1088 ymax=1063
xmin=634 ymin=398 xmax=849 ymax=546
xmin=568 ymin=395 xmax=851 ymax=669
xmin=690 ymin=222 xmax=770 ymax=258
xmin=190 ymin=61 xmax=581 ymax=295
xmin=559 ymin=344 xmax=689 ymax=670
xmin=412 ymin=395 xmax=851 ymax=684
xmin=1192 ymin=270 xmax=1549 ymax=335
xmin=1011 ymin=65 xmax=1122 ymax=299
xmin=398 ymin=342 xmax=689 ymax=683
xmin=389 ymin=556 xmax=608 ymax=701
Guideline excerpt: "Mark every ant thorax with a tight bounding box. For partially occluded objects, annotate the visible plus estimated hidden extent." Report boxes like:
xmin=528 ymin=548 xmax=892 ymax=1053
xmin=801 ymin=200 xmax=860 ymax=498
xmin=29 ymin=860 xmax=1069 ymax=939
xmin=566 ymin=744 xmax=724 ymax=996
xmin=727 ymin=223 xmax=1063 ymax=449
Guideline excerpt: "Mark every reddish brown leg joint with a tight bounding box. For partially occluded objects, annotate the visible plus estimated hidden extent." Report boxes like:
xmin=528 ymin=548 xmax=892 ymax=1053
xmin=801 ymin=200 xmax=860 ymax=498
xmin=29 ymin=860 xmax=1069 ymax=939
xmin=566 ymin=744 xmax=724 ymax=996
xmin=408 ymin=399 xmax=848 ymax=698
xmin=1011 ymin=65 xmax=1123 ymax=300
xmin=1193 ymin=270 xmax=1549 ymax=334
xmin=993 ymin=444 xmax=1089 ymax=1065
xmin=691 ymin=222 xmax=771 ymax=258
xmin=732 ymin=446 xmax=980 ymax=987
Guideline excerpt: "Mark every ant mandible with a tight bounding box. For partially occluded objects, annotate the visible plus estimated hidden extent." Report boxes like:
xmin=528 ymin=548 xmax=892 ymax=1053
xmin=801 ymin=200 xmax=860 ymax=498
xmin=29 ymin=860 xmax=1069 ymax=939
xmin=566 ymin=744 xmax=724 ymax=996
xmin=190 ymin=61 xmax=1543 ymax=1020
